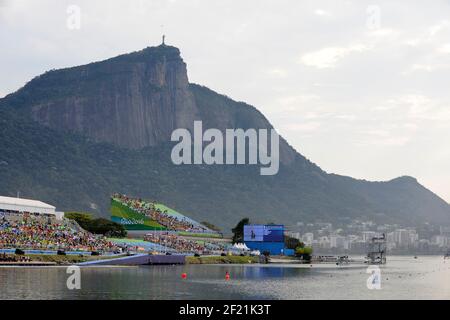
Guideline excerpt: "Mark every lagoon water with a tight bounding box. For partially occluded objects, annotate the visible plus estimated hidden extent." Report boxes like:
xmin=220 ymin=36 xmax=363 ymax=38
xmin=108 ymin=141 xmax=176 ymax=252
xmin=0 ymin=256 xmax=449 ymax=299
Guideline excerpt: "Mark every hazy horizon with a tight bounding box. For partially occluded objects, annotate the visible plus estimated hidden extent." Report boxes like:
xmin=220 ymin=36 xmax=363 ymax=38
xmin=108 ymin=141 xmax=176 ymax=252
xmin=1 ymin=0 xmax=449 ymax=203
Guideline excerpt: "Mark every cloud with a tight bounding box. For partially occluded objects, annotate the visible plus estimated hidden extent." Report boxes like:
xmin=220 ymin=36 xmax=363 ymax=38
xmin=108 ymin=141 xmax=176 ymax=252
xmin=428 ymin=20 xmax=450 ymax=36
xmin=276 ymin=94 xmax=321 ymax=112
xmin=314 ymin=9 xmax=331 ymax=17
xmin=335 ymin=114 xmax=356 ymax=121
xmin=409 ymin=64 xmax=437 ymax=72
xmin=437 ymin=43 xmax=450 ymax=54
xmin=367 ymin=28 xmax=398 ymax=38
xmin=265 ymin=67 xmax=288 ymax=78
xmin=299 ymin=44 xmax=369 ymax=69
xmin=384 ymin=94 xmax=450 ymax=121
xmin=282 ymin=122 xmax=322 ymax=132
xmin=355 ymin=136 xmax=411 ymax=147
xmin=0 ymin=0 xmax=10 ymax=8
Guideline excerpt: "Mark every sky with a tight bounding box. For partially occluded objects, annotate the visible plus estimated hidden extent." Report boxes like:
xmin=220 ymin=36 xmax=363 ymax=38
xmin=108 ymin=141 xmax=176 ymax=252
xmin=0 ymin=0 xmax=449 ymax=202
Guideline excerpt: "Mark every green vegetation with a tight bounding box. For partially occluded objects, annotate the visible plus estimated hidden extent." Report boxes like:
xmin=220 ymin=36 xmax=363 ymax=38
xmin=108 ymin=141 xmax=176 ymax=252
xmin=23 ymin=253 xmax=126 ymax=265
xmin=295 ymin=244 xmax=313 ymax=261
xmin=285 ymin=236 xmax=302 ymax=250
xmin=65 ymin=212 xmax=127 ymax=237
xmin=65 ymin=212 xmax=92 ymax=226
xmin=200 ymin=221 xmax=221 ymax=232
xmin=186 ymin=255 xmax=259 ymax=264
xmin=231 ymin=218 xmax=250 ymax=243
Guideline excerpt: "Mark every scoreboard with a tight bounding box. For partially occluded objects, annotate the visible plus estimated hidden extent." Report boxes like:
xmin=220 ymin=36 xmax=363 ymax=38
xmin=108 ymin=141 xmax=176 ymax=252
xmin=243 ymin=225 xmax=284 ymax=242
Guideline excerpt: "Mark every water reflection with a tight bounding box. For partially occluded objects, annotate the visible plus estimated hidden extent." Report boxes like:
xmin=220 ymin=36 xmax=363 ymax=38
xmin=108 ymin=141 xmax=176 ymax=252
xmin=0 ymin=256 xmax=448 ymax=300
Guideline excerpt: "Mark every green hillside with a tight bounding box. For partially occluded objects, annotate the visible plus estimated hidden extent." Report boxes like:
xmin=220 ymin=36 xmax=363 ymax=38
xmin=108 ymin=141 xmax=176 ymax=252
xmin=0 ymin=44 xmax=449 ymax=231
xmin=1 ymin=106 xmax=449 ymax=231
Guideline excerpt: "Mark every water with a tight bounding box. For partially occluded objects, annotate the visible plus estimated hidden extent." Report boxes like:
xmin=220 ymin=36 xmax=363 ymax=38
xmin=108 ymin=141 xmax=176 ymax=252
xmin=0 ymin=256 xmax=449 ymax=299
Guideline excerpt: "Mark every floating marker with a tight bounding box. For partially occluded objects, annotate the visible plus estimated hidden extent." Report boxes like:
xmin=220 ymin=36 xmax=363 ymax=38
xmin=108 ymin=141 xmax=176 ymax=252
xmin=181 ymin=273 xmax=187 ymax=279
xmin=225 ymin=271 xmax=230 ymax=281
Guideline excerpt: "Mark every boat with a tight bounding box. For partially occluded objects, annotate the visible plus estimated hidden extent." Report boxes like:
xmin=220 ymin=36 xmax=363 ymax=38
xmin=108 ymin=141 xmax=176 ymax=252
xmin=336 ymin=255 xmax=350 ymax=265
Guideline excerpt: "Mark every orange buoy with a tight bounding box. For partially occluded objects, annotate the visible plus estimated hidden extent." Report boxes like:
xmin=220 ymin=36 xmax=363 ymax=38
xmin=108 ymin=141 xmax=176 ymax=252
xmin=225 ymin=271 xmax=230 ymax=281
xmin=181 ymin=273 xmax=187 ymax=279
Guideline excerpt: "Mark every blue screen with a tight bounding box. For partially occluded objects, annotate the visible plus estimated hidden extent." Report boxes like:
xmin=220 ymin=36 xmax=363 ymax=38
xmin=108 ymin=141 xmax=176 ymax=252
xmin=244 ymin=225 xmax=284 ymax=242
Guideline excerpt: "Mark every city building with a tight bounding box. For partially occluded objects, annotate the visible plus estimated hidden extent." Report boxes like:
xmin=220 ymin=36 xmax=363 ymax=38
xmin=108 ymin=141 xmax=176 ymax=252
xmin=302 ymin=233 xmax=314 ymax=246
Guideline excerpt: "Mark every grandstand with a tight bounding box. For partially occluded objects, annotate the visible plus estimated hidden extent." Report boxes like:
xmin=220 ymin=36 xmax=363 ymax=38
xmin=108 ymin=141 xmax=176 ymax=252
xmin=111 ymin=197 xmax=166 ymax=230
xmin=110 ymin=193 xmax=227 ymax=255
xmin=109 ymin=238 xmax=176 ymax=253
xmin=110 ymin=193 xmax=220 ymax=237
xmin=0 ymin=210 xmax=122 ymax=255
xmin=143 ymin=233 xmax=230 ymax=255
xmin=0 ymin=193 xmax=228 ymax=258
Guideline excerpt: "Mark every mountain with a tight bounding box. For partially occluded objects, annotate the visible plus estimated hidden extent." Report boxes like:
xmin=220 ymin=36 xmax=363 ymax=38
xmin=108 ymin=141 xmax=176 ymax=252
xmin=0 ymin=44 xmax=449 ymax=230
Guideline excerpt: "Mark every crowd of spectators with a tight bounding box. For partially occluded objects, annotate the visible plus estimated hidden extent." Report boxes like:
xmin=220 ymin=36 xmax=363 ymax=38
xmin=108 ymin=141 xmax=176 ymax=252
xmin=113 ymin=193 xmax=211 ymax=233
xmin=0 ymin=213 xmax=119 ymax=253
xmin=144 ymin=233 xmax=206 ymax=253
xmin=144 ymin=232 xmax=228 ymax=254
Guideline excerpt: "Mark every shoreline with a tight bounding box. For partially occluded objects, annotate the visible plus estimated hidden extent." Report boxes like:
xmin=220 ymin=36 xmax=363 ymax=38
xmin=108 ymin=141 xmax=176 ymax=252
xmin=1 ymin=252 xmax=443 ymax=267
xmin=0 ymin=253 xmax=127 ymax=266
xmin=186 ymin=255 xmax=261 ymax=264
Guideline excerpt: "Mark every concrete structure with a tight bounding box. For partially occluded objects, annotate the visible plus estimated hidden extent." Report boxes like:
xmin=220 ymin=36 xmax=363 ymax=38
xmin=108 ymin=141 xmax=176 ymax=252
xmin=0 ymin=196 xmax=56 ymax=215
xmin=77 ymin=254 xmax=186 ymax=266
xmin=366 ymin=234 xmax=387 ymax=264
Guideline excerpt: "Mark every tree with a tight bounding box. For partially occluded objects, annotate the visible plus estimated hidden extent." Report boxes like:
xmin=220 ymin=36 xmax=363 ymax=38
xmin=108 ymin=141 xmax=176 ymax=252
xmin=200 ymin=221 xmax=221 ymax=232
xmin=285 ymin=236 xmax=302 ymax=249
xmin=64 ymin=212 xmax=92 ymax=225
xmin=231 ymin=218 xmax=250 ymax=244
xmin=65 ymin=211 xmax=127 ymax=237
xmin=88 ymin=218 xmax=127 ymax=237
xmin=295 ymin=244 xmax=313 ymax=261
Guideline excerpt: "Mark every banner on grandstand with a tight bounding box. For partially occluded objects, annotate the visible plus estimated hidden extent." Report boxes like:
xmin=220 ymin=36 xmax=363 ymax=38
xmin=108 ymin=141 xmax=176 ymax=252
xmin=110 ymin=198 xmax=167 ymax=231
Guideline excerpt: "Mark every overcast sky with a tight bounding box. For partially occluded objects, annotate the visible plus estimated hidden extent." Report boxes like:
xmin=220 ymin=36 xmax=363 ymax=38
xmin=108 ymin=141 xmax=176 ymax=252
xmin=1 ymin=0 xmax=449 ymax=202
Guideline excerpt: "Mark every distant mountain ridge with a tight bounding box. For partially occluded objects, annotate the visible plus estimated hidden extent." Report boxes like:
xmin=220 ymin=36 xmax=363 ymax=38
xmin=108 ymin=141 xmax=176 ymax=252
xmin=0 ymin=44 xmax=448 ymax=230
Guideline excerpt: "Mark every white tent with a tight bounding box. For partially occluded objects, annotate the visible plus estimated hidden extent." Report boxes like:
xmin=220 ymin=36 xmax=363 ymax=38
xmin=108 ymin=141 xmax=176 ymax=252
xmin=233 ymin=243 xmax=250 ymax=251
xmin=0 ymin=196 xmax=56 ymax=215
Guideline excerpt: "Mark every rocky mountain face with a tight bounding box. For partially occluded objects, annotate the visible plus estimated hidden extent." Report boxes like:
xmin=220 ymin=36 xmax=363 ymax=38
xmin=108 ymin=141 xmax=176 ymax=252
xmin=2 ymin=44 xmax=296 ymax=165
xmin=0 ymin=44 xmax=449 ymax=230
xmin=8 ymin=45 xmax=198 ymax=149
